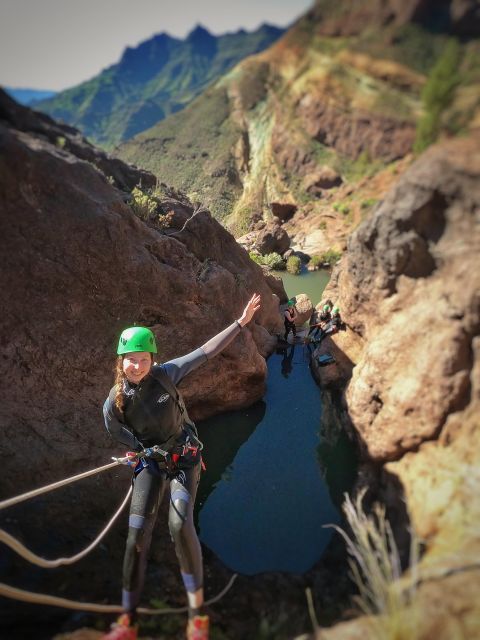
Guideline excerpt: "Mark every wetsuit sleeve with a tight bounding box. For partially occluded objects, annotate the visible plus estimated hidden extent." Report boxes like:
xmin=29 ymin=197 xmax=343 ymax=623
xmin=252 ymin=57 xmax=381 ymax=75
xmin=162 ymin=321 xmax=241 ymax=385
xmin=103 ymin=389 xmax=143 ymax=451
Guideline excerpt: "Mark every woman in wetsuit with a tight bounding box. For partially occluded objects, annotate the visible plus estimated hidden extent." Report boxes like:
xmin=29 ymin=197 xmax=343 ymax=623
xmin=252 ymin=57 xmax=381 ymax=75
xmin=283 ymin=299 xmax=298 ymax=342
xmin=102 ymin=293 xmax=261 ymax=640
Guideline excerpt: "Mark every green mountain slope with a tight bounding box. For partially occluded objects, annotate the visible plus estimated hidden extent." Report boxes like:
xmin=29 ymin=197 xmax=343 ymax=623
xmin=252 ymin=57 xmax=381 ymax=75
xmin=117 ymin=0 xmax=480 ymax=239
xmin=36 ymin=24 xmax=284 ymax=149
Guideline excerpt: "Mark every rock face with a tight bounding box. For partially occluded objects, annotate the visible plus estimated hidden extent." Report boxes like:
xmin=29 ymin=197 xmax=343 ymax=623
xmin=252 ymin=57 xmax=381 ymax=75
xmin=297 ymin=95 xmax=415 ymax=162
xmin=0 ymin=98 xmax=282 ymax=621
xmin=0 ymin=89 xmax=155 ymax=193
xmin=308 ymin=0 xmax=480 ymax=37
xmin=312 ymin=133 xmax=480 ymax=638
xmin=332 ymin=134 xmax=480 ymax=462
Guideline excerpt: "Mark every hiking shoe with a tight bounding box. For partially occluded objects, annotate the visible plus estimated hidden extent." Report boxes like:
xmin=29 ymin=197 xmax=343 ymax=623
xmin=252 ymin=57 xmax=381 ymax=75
xmin=102 ymin=613 xmax=137 ymax=640
xmin=186 ymin=614 xmax=209 ymax=640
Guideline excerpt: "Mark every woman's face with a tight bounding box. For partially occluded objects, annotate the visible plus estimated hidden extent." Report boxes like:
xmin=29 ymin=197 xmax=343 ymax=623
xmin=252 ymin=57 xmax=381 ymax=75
xmin=122 ymin=351 xmax=152 ymax=384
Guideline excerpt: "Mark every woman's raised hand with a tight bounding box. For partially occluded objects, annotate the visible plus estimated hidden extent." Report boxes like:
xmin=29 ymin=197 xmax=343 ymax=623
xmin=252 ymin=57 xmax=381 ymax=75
xmin=238 ymin=293 xmax=261 ymax=327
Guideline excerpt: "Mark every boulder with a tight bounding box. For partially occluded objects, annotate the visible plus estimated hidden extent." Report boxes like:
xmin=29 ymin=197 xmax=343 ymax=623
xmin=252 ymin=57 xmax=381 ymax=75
xmin=270 ymin=201 xmax=297 ymax=221
xmin=284 ymin=293 xmax=313 ymax=326
xmin=255 ymin=221 xmax=291 ymax=255
xmin=303 ymin=166 xmax=342 ymax=192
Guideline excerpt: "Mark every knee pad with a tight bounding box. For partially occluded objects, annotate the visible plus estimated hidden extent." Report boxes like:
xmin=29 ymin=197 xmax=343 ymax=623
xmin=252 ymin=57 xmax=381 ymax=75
xmin=169 ymin=488 xmax=190 ymax=539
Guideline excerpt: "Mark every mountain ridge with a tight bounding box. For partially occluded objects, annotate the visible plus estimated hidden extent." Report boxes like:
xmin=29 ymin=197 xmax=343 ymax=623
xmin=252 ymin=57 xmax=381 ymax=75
xmin=36 ymin=23 xmax=285 ymax=149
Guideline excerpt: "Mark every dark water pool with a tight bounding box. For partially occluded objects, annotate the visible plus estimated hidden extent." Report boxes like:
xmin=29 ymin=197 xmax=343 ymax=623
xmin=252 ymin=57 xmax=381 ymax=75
xmin=195 ymin=269 xmax=356 ymax=575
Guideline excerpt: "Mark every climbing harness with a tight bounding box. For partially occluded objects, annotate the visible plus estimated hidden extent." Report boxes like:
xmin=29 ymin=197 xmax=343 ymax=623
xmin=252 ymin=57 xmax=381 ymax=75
xmin=0 ymin=454 xmax=235 ymax=614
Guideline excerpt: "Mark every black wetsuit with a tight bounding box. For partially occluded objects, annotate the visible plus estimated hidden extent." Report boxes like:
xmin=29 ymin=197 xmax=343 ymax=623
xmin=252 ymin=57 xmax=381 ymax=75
xmin=284 ymin=308 xmax=297 ymax=341
xmin=103 ymin=321 xmax=241 ymax=614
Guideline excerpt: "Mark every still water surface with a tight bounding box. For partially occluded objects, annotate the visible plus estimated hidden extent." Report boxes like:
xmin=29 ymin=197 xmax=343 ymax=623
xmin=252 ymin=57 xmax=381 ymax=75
xmin=195 ymin=269 xmax=355 ymax=574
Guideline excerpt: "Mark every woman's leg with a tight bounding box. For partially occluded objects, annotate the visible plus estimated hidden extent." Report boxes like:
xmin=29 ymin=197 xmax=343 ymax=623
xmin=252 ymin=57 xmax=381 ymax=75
xmin=168 ymin=465 xmax=203 ymax=613
xmin=122 ymin=467 xmax=167 ymax=617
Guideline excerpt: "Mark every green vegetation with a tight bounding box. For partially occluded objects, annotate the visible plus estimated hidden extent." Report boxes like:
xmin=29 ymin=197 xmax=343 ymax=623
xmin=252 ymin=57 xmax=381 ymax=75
xmin=329 ymin=490 xmax=420 ymax=639
xmin=353 ymin=23 xmax=447 ymax=75
xmin=130 ymin=186 xmax=158 ymax=219
xmin=286 ymin=255 xmax=302 ymax=275
xmin=414 ymin=39 xmax=462 ymax=153
xmin=319 ymin=249 xmax=342 ymax=267
xmin=119 ymin=86 xmax=242 ymax=220
xmin=333 ymin=201 xmax=350 ymax=215
xmin=249 ymin=251 xmax=285 ymax=270
xmin=309 ymin=255 xmax=323 ymax=268
xmin=360 ymin=197 xmax=378 ymax=210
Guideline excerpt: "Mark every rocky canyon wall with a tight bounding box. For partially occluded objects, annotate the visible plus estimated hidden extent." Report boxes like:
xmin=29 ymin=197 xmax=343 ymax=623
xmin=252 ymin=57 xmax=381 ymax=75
xmin=312 ymin=132 xmax=480 ymax=638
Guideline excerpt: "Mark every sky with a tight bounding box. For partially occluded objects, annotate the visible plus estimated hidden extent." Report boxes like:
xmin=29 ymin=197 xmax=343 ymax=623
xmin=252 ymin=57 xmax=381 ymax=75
xmin=0 ymin=0 xmax=313 ymax=92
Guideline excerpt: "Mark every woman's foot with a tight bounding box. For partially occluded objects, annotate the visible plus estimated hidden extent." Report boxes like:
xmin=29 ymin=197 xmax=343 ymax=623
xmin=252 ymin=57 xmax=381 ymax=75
xmin=102 ymin=613 xmax=137 ymax=640
xmin=186 ymin=614 xmax=209 ymax=640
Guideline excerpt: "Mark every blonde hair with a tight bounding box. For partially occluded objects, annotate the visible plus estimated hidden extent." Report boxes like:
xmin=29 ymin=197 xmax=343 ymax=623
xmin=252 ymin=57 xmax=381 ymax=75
xmin=114 ymin=356 xmax=125 ymax=414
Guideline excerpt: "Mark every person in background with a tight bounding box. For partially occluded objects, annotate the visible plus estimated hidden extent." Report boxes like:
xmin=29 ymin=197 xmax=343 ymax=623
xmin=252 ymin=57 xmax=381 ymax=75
xmin=102 ymin=293 xmax=261 ymax=640
xmin=313 ymin=306 xmax=342 ymax=344
xmin=284 ymin=299 xmax=298 ymax=342
xmin=308 ymin=303 xmax=331 ymax=339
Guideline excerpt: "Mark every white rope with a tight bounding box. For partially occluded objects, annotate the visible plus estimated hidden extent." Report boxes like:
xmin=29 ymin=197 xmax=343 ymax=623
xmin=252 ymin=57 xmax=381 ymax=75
xmin=0 ymin=574 xmax=238 ymax=615
xmin=0 ymin=453 xmax=239 ymax=615
xmin=0 ymin=459 xmax=127 ymax=511
xmin=0 ymin=486 xmax=132 ymax=567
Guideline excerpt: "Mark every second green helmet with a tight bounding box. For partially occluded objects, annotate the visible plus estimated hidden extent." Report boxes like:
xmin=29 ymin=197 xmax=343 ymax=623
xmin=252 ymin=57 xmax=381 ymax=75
xmin=117 ymin=326 xmax=157 ymax=355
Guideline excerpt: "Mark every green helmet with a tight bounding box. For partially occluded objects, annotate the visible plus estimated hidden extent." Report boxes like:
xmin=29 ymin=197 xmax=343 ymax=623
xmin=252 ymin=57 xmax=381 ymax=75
xmin=287 ymin=299 xmax=295 ymax=307
xmin=323 ymin=304 xmax=331 ymax=311
xmin=117 ymin=326 xmax=157 ymax=355
xmin=332 ymin=306 xmax=340 ymax=314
